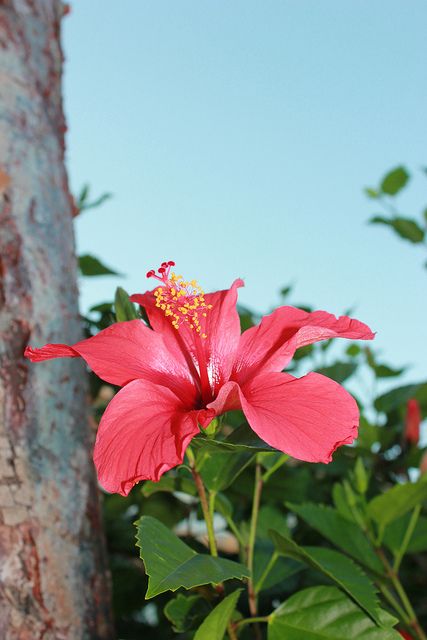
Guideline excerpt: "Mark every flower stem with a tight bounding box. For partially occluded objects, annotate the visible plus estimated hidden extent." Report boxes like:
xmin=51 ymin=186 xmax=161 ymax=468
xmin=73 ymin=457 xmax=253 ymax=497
xmin=393 ymin=505 xmax=421 ymax=573
xmin=227 ymin=622 xmax=239 ymax=640
xmin=235 ymin=616 xmax=270 ymax=630
xmin=247 ymin=460 xmax=263 ymax=640
xmin=187 ymin=450 xmax=218 ymax=557
xmin=375 ymin=546 xmax=426 ymax=640
xmin=255 ymin=550 xmax=279 ymax=595
xmin=261 ymin=454 xmax=288 ymax=483
xmin=378 ymin=584 xmax=410 ymax=624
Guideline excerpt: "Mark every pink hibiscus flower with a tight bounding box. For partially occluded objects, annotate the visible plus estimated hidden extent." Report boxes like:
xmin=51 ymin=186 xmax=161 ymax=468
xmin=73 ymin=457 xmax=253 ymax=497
xmin=25 ymin=261 xmax=374 ymax=496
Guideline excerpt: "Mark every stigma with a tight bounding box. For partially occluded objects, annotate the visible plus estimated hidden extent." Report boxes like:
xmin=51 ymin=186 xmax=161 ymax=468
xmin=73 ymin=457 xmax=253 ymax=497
xmin=146 ymin=261 xmax=212 ymax=337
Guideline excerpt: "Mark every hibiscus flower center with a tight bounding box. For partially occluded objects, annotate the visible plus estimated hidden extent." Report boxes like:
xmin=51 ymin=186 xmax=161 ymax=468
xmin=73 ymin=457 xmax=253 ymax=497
xmin=146 ymin=261 xmax=212 ymax=338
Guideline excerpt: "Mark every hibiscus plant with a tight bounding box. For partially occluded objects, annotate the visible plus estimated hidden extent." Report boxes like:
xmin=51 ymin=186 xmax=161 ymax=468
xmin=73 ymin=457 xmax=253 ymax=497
xmin=26 ymin=261 xmax=427 ymax=640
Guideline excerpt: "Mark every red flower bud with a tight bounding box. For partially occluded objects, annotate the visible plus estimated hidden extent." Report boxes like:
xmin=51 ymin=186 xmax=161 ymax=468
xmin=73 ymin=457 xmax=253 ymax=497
xmin=404 ymin=399 xmax=422 ymax=445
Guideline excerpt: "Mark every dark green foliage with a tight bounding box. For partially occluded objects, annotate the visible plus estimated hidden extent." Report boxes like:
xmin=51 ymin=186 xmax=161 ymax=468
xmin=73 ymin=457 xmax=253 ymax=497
xmin=80 ymin=164 xmax=427 ymax=638
xmin=135 ymin=516 xmax=250 ymax=598
xmin=267 ymin=587 xmax=400 ymax=639
xmin=78 ymin=253 xmax=120 ymax=276
xmin=115 ymin=287 xmax=139 ymax=322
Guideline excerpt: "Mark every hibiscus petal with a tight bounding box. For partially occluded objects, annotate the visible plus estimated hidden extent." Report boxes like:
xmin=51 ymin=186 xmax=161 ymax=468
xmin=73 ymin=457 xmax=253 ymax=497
xmin=94 ymin=379 xmax=200 ymax=496
xmin=239 ymin=371 xmax=359 ymax=463
xmin=25 ymin=320 xmax=196 ymax=402
xmin=233 ymin=306 xmax=374 ymax=383
xmin=131 ymin=279 xmax=244 ymax=397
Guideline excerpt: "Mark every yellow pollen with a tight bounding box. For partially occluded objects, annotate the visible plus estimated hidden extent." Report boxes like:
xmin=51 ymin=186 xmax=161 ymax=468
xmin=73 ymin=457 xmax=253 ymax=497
xmin=150 ymin=268 xmax=211 ymax=338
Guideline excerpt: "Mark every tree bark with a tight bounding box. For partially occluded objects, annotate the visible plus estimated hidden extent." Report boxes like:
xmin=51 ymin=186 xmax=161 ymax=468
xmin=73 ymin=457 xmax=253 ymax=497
xmin=0 ymin=2 xmax=113 ymax=638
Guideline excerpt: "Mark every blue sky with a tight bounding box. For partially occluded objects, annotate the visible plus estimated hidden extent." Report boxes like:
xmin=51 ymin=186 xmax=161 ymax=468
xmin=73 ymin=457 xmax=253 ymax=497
xmin=62 ymin=1 xmax=427 ymax=381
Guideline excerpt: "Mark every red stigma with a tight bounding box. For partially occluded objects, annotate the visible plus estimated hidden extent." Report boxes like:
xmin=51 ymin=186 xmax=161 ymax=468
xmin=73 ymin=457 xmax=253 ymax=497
xmin=146 ymin=261 xmax=176 ymax=283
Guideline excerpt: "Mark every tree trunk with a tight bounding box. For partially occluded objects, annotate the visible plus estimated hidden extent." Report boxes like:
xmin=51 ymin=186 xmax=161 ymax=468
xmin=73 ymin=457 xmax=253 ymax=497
xmin=0 ymin=2 xmax=113 ymax=638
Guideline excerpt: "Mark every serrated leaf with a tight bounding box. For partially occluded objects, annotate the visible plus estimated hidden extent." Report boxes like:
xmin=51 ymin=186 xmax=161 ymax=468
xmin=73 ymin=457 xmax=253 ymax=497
xmin=268 ymin=586 xmax=400 ymax=640
xmin=78 ymin=254 xmax=120 ymax=276
xmin=115 ymin=287 xmax=138 ymax=322
xmin=164 ymin=594 xmax=212 ymax=632
xmin=380 ymin=166 xmax=410 ymax=195
xmin=287 ymin=503 xmax=383 ymax=574
xmin=270 ymin=532 xmax=381 ymax=624
xmin=367 ymin=475 xmax=427 ymax=528
xmin=194 ymin=590 xmax=241 ymax=640
xmin=135 ymin=516 xmax=250 ymax=598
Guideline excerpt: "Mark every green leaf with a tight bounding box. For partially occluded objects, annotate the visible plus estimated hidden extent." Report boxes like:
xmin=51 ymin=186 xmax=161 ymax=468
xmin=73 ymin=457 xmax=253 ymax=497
xmin=115 ymin=287 xmax=138 ymax=322
xmin=197 ymin=450 xmax=254 ymax=491
xmin=367 ymin=475 xmax=427 ymax=528
xmin=391 ymin=217 xmax=424 ymax=243
xmin=253 ymin=506 xmax=301 ymax=592
xmin=78 ymin=254 xmax=120 ymax=276
xmin=268 ymin=586 xmax=400 ymax=640
xmin=75 ymin=183 xmax=112 ymax=212
xmin=258 ymin=506 xmax=289 ymax=540
xmin=287 ymin=503 xmax=383 ymax=574
xmin=141 ymin=474 xmax=196 ymax=498
xmin=280 ymin=285 xmax=293 ymax=298
xmin=364 ymin=187 xmax=380 ymax=199
xmin=383 ymin=513 xmax=427 ymax=554
xmin=380 ymin=166 xmax=410 ymax=195
xmin=89 ymin=301 xmax=114 ymax=313
xmin=135 ymin=516 xmax=250 ymax=598
xmin=254 ymin=546 xmax=301 ymax=592
xmin=270 ymin=532 xmax=381 ymax=624
xmin=194 ymin=590 xmax=241 ymax=640
xmin=353 ymin=458 xmax=369 ymax=495
xmin=215 ymin=493 xmax=234 ymax=520
xmin=316 ymin=361 xmax=357 ymax=384
xmin=370 ymin=216 xmax=424 ymax=243
xmin=372 ymin=364 xmax=405 ymax=378
xmin=374 ymin=382 xmax=427 ymax=413
xmin=332 ymin=483 xmax=355 ymax=521
xmin=237 ymin=305 xmax=256 ymax=331
xmin=164 ymin=594 xmax=212 ymax=633
xmin=346 ymin=344 xmax=361 ymax=357
xmin=356 ymin=420 xmax=381 ymax=451
xmin=191 ymin=423 xmax=275 ymax=455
